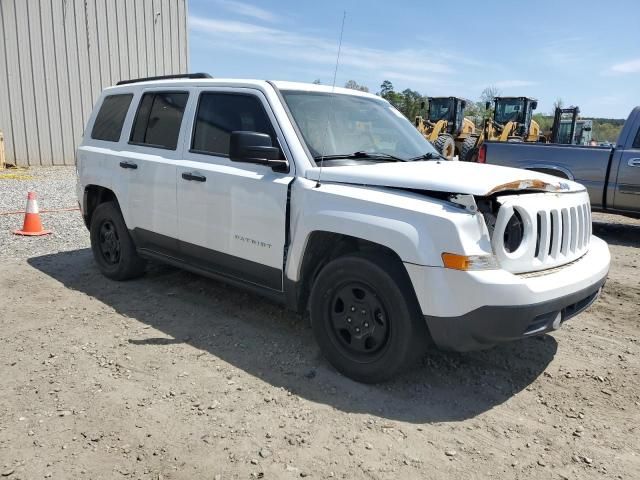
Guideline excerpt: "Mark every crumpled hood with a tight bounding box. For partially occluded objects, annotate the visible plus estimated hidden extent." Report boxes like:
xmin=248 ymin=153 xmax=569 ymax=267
xmin=304 ymin=160 xmax=585 ymax=196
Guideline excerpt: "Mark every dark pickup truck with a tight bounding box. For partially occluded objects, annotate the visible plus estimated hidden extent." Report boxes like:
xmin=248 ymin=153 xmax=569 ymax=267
xmin=480 ymin=106 xmax=640 ymax=217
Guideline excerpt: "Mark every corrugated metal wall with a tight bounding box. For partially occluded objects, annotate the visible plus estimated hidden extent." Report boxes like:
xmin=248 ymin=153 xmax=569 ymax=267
xmin=0 ymin=0 xmax=189 ymax=166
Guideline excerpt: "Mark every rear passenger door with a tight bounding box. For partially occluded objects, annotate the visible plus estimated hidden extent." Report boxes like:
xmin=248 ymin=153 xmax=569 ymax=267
xmin=175 ymin=88 xmax=294 ymax=291
xmin=124 ymin=89 xmax=189 ymax=255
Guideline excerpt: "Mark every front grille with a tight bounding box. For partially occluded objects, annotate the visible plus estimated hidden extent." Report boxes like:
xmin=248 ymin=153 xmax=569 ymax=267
xmin=490 ymin=191 xmax=591 ymax=274
xmin=535 ymin=203 xmax=592 ymax=263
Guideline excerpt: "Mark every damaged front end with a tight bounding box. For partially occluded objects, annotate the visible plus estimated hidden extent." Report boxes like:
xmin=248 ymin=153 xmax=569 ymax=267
xmin=466 ymin=184 xmax=592 ymax=274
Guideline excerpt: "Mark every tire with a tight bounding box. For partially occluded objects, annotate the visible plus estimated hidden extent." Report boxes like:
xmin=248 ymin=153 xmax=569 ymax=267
xmin=459 ymin=135 xmax=478 ymax=162
xmin=433 ymin=134 xmax=455 ymax=160
xmin=90 ymin=201 xmax=146 ymax=281
xmin=309 ymin=253 xmax=427 ymax=383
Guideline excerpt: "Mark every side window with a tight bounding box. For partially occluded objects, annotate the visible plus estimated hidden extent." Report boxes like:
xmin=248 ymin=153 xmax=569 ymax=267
xmin=130 ymin=91 xmax=189 ymax=150
xmin=91 ymin=94 xmax=133 ymax=141
xmin=191 ymin=92 xmax=276 ymax=156
xmin=633 ymin=127 xmax=640 ymax=149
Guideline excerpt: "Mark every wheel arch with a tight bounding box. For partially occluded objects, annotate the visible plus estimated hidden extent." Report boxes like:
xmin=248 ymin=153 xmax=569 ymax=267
xmin=287 ymin=230 xmax=418 ymax=314
xmin=525 ymin=164 xmax=574 ymax=180
xmin=83 ymin=185 xmax=120 ymax=229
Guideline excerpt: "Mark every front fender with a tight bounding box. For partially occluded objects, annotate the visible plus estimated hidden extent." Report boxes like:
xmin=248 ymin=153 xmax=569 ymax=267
xmin=285 ymin=179 xmax=492 ymax=281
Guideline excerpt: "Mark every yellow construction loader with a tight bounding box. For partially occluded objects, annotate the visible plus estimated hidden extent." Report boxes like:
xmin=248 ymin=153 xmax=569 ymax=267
xmin=414 ymin=97 xmax=478 ymax=160
xmin=460 ymin=96 xmax=543 ymax=161
xmin=484 ymin=96 xmax=542 ymax=142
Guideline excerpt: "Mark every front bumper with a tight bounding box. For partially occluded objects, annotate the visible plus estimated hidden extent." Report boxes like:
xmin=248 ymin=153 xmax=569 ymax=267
xmin=404 ymin=235 xmax=610 ymax=351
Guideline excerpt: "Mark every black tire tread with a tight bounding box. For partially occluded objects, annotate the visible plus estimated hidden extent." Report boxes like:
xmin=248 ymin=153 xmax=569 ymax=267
xmin=90 ymin=201 xmax=146 ymax=281
xmin=459 ymin=135 xmax=478 ymax=162
xmin=309 ymin=252 xmax=427 ymax=383
xmin=433 ymin=134 xmax=455 ymax=159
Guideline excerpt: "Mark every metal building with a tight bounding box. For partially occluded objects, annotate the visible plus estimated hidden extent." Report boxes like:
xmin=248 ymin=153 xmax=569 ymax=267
xmin=0 ymin=0 xmax=189 ymax=167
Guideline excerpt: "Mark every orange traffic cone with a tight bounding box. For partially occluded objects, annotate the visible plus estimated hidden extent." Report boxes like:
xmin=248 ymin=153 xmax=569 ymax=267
xmin=13 ymin=191 xmax=52 ymax=236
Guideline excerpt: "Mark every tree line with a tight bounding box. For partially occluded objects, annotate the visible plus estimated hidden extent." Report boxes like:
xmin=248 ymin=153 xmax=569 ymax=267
xmin=330 ymin=79 xmax=624 ymax=143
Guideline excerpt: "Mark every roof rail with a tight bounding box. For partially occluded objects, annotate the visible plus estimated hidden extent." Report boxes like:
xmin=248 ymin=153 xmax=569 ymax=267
xmin=116 ymin=73 xmax=212 ymax=86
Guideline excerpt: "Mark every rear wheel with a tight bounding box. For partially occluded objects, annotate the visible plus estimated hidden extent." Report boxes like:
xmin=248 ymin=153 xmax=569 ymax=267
xmin=90 ymin=202 xmax=146 ymax=280
xmin=433 ymin=134 xmax=455 ymax=160
xmin=309 ymin=253 xmax=426 ymax=383
xmin=459 ymin=135 xmax=479 ymax=162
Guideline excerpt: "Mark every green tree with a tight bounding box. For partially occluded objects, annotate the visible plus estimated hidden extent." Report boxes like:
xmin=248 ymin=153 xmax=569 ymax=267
xmin=591 ymin=120 xmax=623 ymax=143
xmin=533 ymin=113 xmax=553 ymax=133
xmin=474 ymin=86 xmax=502 ymax=126
xmin=463 ymin=101 xmax=483 ymax=127
xmin=400 ymin=88 xmax=426 ymax=121
xmin=377 ymin=80 xmax=426 ymax=119
xmin=344 ymin=80 xmax=369 ymax=92
xmin=377 ymin=80 xmax=403 ymax=109
xmin=379 ymin=80 xmax=394 ymax=97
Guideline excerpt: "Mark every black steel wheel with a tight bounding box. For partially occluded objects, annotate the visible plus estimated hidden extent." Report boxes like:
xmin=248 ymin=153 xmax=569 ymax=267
xmin=328 ymin=281 xmax=390 ymax=359
xmin=97 ymin=219 xmax=121 ymax=265
xmin=309 ymin=253 xmax=427 ymax=383
xmin=90 ymin=201 xmax=146 ymax=280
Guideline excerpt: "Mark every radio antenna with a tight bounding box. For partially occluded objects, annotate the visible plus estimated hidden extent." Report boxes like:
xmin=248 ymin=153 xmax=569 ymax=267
xmin=316 ymin=10 xmax=346 ymax=188
xmin=331 ymin=11 xmax=346 ymax=89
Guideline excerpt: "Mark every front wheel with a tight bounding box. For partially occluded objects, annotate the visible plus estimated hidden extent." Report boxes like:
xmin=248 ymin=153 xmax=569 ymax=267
xmin=309 ymin=253 xmax=426 ymax=383
xmin=459 ymin=135 xmax=479 ymax=162
xmin=90 ymin=201 xmax=146 ymax=280
xmin=433 ymin=134 xmax=456 ymax=160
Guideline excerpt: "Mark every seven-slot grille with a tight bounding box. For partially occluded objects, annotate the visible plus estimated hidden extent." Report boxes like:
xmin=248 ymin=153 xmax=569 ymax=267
xmin=491 ymin=191 xmax=592 ymax=274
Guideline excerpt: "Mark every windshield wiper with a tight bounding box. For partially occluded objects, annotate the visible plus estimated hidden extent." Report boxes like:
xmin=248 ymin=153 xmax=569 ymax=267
xmin=408 ymin=151 xmax=447 ymax=161
xmin=313 ymin=151 xmax=407 ymax=162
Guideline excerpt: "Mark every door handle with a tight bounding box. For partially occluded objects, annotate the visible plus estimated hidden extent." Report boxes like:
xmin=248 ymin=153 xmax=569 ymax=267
xmin=119 ymin=160 xmax=138 ymax=169
xmin=628 ymin=158 xmax=640 ymax=167
xmin=181 ymin=172 xmax=206 ymax=182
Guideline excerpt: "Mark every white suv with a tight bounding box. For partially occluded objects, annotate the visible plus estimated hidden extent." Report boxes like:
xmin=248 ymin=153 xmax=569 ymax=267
xmin=77 ymin=74 xmax=610 ymax=383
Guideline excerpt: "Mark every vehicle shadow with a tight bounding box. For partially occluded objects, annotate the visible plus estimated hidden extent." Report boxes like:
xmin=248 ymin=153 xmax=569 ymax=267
xmin=593 ymin=220 xmax=640 ymax=248
xmin=28 ymin=249 xmax=557 ymax=424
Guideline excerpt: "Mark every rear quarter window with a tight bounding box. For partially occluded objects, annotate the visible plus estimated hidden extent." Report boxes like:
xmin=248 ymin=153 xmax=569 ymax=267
xmin=91 ymin=94 xmax=133 ymax=142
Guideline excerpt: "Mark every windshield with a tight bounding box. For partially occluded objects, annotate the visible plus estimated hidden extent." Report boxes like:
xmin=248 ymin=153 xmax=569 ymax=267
xmin=281 ymin=91 xmax=438 ymax=162
xmin=494 ymin=99 xmax=525 ymax=124
xmin=428 ymin=98 xmax=451 ymax=122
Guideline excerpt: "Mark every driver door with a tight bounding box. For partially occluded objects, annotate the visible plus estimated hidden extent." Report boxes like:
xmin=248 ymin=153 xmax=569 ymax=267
xmin=175 ymin=88 xmax=294 ymax=290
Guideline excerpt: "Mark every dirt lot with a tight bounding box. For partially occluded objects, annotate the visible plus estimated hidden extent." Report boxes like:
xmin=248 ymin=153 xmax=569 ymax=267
xmin=1 ymin=168 xmax=639 ymax=479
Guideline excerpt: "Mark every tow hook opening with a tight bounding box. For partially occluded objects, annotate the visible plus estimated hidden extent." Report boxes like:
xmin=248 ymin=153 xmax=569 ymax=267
xmin=524 ymin=311 xmax=562 ymax=335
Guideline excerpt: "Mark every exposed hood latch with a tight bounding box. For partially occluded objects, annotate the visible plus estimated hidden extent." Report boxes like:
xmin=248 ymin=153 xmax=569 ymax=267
xmin=449 ymin=194 xmax=478 ymax=213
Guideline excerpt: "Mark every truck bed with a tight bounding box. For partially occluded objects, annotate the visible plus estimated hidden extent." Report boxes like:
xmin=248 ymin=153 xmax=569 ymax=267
xmin=483 ymin=142 xmax=614 ymax=208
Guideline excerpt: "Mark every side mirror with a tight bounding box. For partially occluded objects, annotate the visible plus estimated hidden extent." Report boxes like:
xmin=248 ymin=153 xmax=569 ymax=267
xmin=485 ymin=101 xmax=491 ymax=110
xmin=531 ymin=101 xmax=538 ymax=110
xmin=420 ymin=101 xmax=426 ymax=110
xmin=229 ymin=131 xmax=287 ymax=171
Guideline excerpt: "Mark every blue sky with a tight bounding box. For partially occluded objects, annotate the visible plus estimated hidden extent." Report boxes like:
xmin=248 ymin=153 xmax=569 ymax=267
xmin=188 ymin=0 xmax=639 ymax=118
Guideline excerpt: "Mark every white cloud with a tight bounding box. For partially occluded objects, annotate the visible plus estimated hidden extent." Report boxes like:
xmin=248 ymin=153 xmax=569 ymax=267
xmin=609 ymin=58 xmax=640 ymax=74
xmin=213 ymin=0 xmax=278 ymax=22
xmin=189 ymin=15 xmax=458 ymax=79
xmin=491 ymin=80 xmax=537 ymax=88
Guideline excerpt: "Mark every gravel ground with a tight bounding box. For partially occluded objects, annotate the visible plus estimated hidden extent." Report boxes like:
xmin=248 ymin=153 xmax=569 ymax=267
xmin=1 ymin=167 xmax=639 ymax=480
xmin=0 ymin=167 xmax=89 ymax=259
